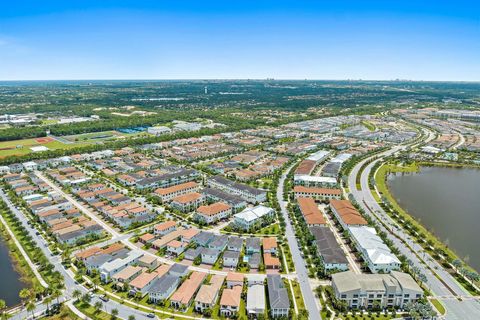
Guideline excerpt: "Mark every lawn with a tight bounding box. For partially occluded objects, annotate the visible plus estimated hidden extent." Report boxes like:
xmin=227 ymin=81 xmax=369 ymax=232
xmin=361 ymin=120 xmax=376 ymax=131
xmin=255 ymin=222 xmax=280 ymax=235
xmin=430 ymin=298 xmax=446 ymax=315
xmin=73 ymin=301 xmax=113 ymax=320
xmin=62 ymin=130 xmax=125 ymax=143
xmin=291 ymin=280 xmax=306 ymax=311
xmin=0 ymin=137 xmax=90 ymax=158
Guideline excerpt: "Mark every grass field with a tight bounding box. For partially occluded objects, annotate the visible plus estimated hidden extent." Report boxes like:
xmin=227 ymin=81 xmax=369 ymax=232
xmin=63 ymin=130 xmax=151 ymax=143
xmin=0 ymin=129 xmax=151 ymax=158
xmin=0 ymin=137 xmax=91 ymax=158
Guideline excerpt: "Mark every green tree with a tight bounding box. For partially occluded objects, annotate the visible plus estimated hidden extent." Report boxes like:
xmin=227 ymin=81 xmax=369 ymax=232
xmin=72 ymin=289 xmax=82 ymax=302
xmin=94 ymin=301 xmax=103 ymax=314
xmin=26 ymin=300 xmax=36 ymax=319
xmin=111 ymin=308 xmax=119 ymax=320
xmin=81 ymin=293 xmax=92 ymax=304
xmin=0 ymin=299 xmax=7 ymax=320
xmin=43 ymin=296 xmax=52 ymax=312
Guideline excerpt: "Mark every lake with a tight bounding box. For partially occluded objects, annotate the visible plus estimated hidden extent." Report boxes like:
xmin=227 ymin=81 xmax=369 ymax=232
xmin=0 ymin=237 xmax=26 ymax=307
xmin=387 ymin=166 xmax=480 ymax=272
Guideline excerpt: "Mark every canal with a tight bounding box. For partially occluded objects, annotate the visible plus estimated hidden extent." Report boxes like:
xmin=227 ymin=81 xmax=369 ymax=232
xmin=0 ymin=236 xmax=26 ymax=307
xmin=387 ymin=166 xmax=480 ymax=272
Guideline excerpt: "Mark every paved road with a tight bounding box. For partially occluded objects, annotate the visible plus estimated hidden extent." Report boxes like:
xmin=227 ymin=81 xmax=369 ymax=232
xmin=1 ymin=186 xmax=215 ymax=320
xmin=277 ymin=163 xmax=322 ymax=320
xmin=347 ymin=130 xmax=480 ymax=319
xmin=36 ymin=171 xmax=300 ymax=281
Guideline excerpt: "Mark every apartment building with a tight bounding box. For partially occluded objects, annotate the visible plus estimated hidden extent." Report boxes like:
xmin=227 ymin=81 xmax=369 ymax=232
xmin=332 ymin=271 xmax=423 ymax=309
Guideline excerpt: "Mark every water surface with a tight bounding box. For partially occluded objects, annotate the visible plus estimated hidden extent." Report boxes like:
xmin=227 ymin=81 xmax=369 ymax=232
xmin=387 ymin=166 xmax=480 ymax=272
xmin=0 ymin=237 xmax=26 ymax=307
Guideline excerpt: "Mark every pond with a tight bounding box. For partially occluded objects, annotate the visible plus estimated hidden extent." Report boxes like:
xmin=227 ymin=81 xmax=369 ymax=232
xmin=387 ymin=166 xmax=480 ymax=272
xmin=0 ymin=236 xmax=27 ymax=307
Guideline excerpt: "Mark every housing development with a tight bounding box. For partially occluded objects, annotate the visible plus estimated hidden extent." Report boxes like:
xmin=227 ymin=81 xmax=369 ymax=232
xmin=0 ymin=81 xmax=479 ymax=320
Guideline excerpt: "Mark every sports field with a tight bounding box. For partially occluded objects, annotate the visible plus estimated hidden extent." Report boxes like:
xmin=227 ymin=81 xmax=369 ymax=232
xmin=0 ymin=137 xmax=90 ymax=158
xmin=63 ymin=130 xmax=151 ymax=143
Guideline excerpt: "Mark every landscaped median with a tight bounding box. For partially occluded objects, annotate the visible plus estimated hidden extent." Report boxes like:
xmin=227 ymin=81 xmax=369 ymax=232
xmin=430 ymin=298 xmax=446 ymax=316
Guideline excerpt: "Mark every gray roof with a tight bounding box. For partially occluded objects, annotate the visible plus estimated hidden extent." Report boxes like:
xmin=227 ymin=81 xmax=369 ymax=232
xmin=184 ymin=247 xmax=202 ymax=260
xmin=193 ymin=231 xmax=215 ymax=246
xmin=202 ymin=188 xmax=246 ymax=206
xmin=321 ymin=162 xmax=342 ymax=176
xmin=267 ymin=275 xmax=290 ymax=310
xmin=248 ymin=253 xmax=261 ymax=267
xmin=208 ymin=235 xmax=228 ymax=249
xmin=309 ymin=226 xmax=348 ymax=265
xmin=169 ymin=263 xmax=189 ymax=276
xmin=209 ymin=175 xmax=266 ymax=196
xmin=223 ymin=250 xmax=240 ymax=260
xmin=246 ymin=237 xmax=261 ymax=250
xmin=86 ymin=253 xmax=113 ymax=267
xmin=136 ymin=169 xmax=198 ymax=187
xmin=331 ymin=271 xmax=423 ymax=295
xmin=201 ymin=247 xmax=221 ymax=257
xmin=227 ymin=236 xmax=244 ymax=250
xmin=149 ymin=274 xmax=180 ymax=293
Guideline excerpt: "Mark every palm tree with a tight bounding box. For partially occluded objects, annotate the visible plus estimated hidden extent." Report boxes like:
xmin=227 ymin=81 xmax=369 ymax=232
xmin=94 ymin=301 xmax=103 ymax=314
xmin=72 ymin=289 xmax=82 ymax=302
xmin=26 ymin=300 xmax=36 ymax=319
xmin=128 ymin=315 xmax=135 ymax=320
xmin=19 ymin=289 xmax=31 ymax=304
xmin=0 ymin=299 xmax=7 ymax=320
xmin=81 ymin=293 xmax=91 ymax=305
xmin=111 ymin=308 xmax=119 ymax=320
xmin=43 ymin=296 xmax=52 ymax=312
xmin=51 ymin=288 xmax=61 ymax=305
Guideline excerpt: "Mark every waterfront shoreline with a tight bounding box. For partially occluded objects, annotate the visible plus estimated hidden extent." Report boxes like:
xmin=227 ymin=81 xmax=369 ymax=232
xmin=374 ymin=162 xmax=480 ymax=293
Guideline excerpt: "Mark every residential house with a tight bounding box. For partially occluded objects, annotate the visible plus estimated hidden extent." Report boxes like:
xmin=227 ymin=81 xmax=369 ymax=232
xmin=223 ymin=251 xmax=240 ymax=268
xmin=267 ymin=275 xmax=290 ymax=318
xmin=219 ymin=286 xmax=242 ymax=317
xmin=195 ymin=202 xmax=232 ymax=224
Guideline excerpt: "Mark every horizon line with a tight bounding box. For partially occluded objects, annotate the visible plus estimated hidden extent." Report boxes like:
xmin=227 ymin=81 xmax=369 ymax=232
xmin=0 ymin=78 xmax=479 ymax=83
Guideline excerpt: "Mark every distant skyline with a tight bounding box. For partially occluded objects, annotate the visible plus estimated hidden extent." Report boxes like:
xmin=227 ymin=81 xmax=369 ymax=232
xmin=1 ymin=1 xmax=479 ymax=81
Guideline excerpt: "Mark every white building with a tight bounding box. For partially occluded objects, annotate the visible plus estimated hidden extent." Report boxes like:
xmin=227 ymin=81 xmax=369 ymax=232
xmin=147 ymin=126 xmax=172 ymax=136
xmin=293 ymin=175 xmax=338 ymax=188
xmin=332 ymin=271 xmax=423 ymax=309
xmin=233 ymin=205 xmax=274 ymax=231
xmin=348 ymin=226 xmax=401 ymax=273
xmin=246 ymin=284 xmax=266 ymax=316
xmin=99 ymin=250 xmax=143 ymax=283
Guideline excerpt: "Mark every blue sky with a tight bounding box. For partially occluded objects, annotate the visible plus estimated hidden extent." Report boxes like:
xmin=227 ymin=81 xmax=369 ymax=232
xmin=0 ymin=1 xmax=479 ymax=81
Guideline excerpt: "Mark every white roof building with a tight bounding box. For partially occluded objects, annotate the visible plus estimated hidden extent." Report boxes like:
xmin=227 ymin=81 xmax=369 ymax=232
xmin=233 ymin=205 xmax=274 ymax=230
xmin=348 ymin=226 xmax=401 ymax=273
xmin=306 ymin=150 xmax=331 ymax=162
xmin=246 ymin=284 xmax=266 ymax=316
xmin=147 ymin=126 xmax=172 ymax=136
xmin=293 ymin=174 xmax=338 ymax=187
xmin=331 ymin=153 xmax=352 ymax=163
xmin=99 ymin=250 xmax=143 ymax=282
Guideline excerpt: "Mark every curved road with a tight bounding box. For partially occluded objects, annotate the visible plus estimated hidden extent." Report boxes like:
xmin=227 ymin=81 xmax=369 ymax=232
xmin=348 ymin=129 xmax=480 ymax=320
